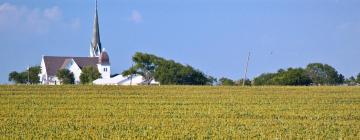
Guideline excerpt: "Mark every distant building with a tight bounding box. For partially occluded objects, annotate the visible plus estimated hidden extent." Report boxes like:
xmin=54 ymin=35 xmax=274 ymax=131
xmin=39 ymin=0 xmax=158 ymax=85
xmin=93 ymin=74 xmax=159 ymax=85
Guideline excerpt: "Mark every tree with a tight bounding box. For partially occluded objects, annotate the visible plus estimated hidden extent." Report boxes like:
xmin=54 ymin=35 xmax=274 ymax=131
xmin=236 ymin=79 xmax=252 ymax=86
xmin=155 ymin=60 xmax=211 ymax=85
xmin=337 ymin=74 xmax=345 ymax=84
xmin=305 ymin=63 xmax=344 ymax=85
xmin=8 ymin=66 xmax=41 ymax=84
xmin=357 ymin=73 xmax=360 ymax=84
xmin=345 ymin=76 xmax=356 ymax=85
xmin=273 ymin=68 xmax=312 ymax=86
xmin=80 ymin=66 xmax=101 ymax=84
xmin=28 ymin=66 xmax=41 ymax=84
xmin=253 ymin=68 xmax=312 ymax=86
xmin=123 ymin=52 xmax=214 ymax=85
xmin=253 ymin=73 xmax=277 ymax=86
xmin=207 ymin=76 xmax=217 ymax=85
xmin=219 ymin=77 xmax=235 ymax=86
xmin=122 ymin=52 xmax=160 ymax=85
xmin=56 ymin=69 xmax=75 ymax=85
xmin=8 ymin=71 xmax=26 ymax=84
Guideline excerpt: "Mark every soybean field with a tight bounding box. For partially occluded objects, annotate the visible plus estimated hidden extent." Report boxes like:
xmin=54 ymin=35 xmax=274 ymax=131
xmin=0 ymin=85 xmax=359 ymax=139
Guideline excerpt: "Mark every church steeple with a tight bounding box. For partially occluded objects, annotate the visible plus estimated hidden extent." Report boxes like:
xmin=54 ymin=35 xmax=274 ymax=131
xmin=90 ymin=0 xmax=102 ymax=57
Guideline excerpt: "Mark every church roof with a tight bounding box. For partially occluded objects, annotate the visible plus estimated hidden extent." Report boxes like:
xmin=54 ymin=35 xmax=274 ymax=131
xmin=60 ymin=59 xmax=73 ymax=69
xmin=43 ymin=56 xmax=99 ymax=76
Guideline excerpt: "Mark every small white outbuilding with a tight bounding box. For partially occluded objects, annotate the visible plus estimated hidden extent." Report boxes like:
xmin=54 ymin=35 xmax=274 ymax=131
xmin=93 ymin=74 xmax=160 ymax=85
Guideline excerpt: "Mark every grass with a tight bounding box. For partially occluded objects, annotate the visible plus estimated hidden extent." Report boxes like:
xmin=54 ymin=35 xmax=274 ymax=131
xmin=0 ymin=85 xmax=359 ymax=139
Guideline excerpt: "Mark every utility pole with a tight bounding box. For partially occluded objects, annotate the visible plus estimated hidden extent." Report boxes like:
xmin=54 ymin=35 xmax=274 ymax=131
xmin=243 ymin=52 xmax=251 ymax=86
xmin=27 ymin=65 xmax=30 ymax=85
xmin=130 ymin=64 xmax=133 ymax=86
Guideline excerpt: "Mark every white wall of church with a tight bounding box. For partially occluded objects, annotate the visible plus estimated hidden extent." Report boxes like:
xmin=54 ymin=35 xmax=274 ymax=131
xmin=39 ymin=58 xmax=47 ymax=84
xmin=65 ymin=60 xmax=82 ymax=84
xmin=97 ymin=64 xmax=111 ymax=79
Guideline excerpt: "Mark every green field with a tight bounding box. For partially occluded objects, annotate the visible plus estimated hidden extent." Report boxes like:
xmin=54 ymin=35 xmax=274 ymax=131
xmin=0 ymin=86 xmax=359 ymax=139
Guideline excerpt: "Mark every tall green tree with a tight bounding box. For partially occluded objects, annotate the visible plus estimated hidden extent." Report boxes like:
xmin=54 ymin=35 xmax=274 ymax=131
xmin=357 ymin=73 xmax=360 ymax=84
xmin=56 ymin=69 xmax=75 ymax=85
xmin=122 ymin=52 xmax=161 ymax=85
xmin=80 ymin=66 xmax=101 ymax=84
xmin=8 ymin=71 xmax=26 ymax=84
xmin=8 ymin=66 xmax=41 ymax=84
xmin=123 ymin=52 xmax=213 ymax=85
xmin=305 ymin=63 xmax=344 ymax=85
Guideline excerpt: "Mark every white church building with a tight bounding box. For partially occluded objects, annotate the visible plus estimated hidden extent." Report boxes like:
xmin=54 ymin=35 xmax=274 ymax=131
xmin=39 ymin=1 xmax=158 ymax=85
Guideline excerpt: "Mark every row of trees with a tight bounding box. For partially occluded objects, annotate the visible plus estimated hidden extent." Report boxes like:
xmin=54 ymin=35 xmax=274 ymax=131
xmin=345 ymin=75 xmax=360 ymax=85
xmin=8 ymin=66 xmax=41 ymax=84
xmin=253 ymin=63 xmax=345 ymax=86
xmin=218 ymin=78 xmax=251 ymax=86
xmin=122 ymin=52 xmax=215 ymax=85
xmin=219 ymin=63 xmax=359 ymax=86
xmin=9 ymin=66 xmax=101 ymax=85
xmin=8 ymin=53 xmax=360 ymax=86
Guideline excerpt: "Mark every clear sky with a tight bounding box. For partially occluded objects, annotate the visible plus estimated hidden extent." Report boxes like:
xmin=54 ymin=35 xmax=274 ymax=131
xmin=1 ymin=0 xmax=360 ymax=83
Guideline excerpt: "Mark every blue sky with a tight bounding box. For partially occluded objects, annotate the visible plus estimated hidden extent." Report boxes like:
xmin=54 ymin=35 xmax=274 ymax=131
xmin=1 ymin=0 xmax=360 ymax=83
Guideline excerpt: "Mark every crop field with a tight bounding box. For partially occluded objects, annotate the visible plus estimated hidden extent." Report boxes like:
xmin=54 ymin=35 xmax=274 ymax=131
xmin=0 ymin=85 xmax=359 ymax=139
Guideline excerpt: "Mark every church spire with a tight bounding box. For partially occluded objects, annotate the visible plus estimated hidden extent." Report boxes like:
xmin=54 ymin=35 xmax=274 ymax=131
xmin=90 ymin=0 xmax=102 ymax=57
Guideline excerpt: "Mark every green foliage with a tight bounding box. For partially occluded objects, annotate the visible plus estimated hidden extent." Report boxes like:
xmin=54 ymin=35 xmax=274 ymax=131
xmin=155 ymin=60 xmax=211 ymax=85
xmin=80 ymin=66 xmax=101 ymax=84
xmin=254 ymin=68 xmax=312 ymax=86
xmin=254 ymin=63 xmax=345 ymax=86
xmin=8 ymin=71 xmax=26 ymax=84
xmin=219 ymin=77 xmax=235 ymax=86
xmin=8 ymin=66 xmax=41 ymax=84
xmin=123 ymin=52 xmax=214 ymax=85
xmin=357 ymin=73 xmax=360 ymax=84
xmin=122 ymin=52 xmax=160 ymax=85
xmin=236 ymin=79 xmax=252 ymax=86
xmin=218 ymin=78 xmax=251 ymax=86
xmin=206 ymin=76 xmax=218 ymax=85
xmin=253 ymin=73 xmax=278 ymax=85
xmin=274 ymin=68 xmax=312 ymax=86
xmin=305 ymin=63 xmax=344 ymax=85
xmin=345 ymin=76 xmax=357 ymax=85
xmin=56 ymin=69 xmax=75 ymax=85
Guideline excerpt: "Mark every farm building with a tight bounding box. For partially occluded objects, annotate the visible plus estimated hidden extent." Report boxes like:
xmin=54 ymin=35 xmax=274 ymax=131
xmin=93 ymin=74 xmax=159 ymax=85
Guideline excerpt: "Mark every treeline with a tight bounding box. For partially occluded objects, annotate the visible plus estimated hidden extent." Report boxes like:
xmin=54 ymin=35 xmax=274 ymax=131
xmin=220 ymin=63 xmax=360 ymax=86
xmin=8 ymin=52 xmax=360 ymax=86
xmin=8 ymin=66 xmax=41 ymax=84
